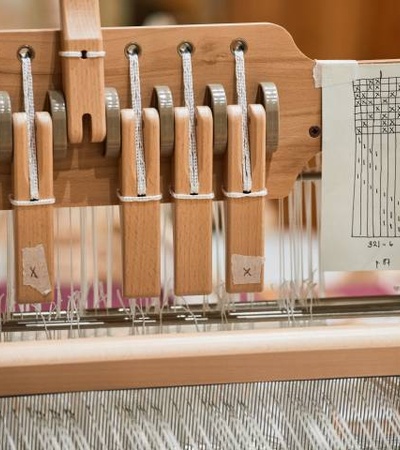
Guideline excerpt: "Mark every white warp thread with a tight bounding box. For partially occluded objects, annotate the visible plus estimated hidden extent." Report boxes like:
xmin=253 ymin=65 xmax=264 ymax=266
xmin=21 ymin=56 xmax=39 ymax=200
xmin=181 ymin=51 xmax=199 ymax=194
xmin=128 ymin=52 xmax=147 ymax=196
xmin=234 ymin=48 xmax=252 ymax=193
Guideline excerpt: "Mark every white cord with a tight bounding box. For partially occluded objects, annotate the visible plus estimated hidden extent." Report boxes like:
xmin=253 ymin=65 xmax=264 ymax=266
xmin=128 ymin=52 xmax=147 ymax=197
xmin=9 ymin=195 xmax=55 ymax=207
xmin=170 ymin=188 xmax=214 ymax=201
xmin=117 ymin=190 xmax=162 ymax=203
xmin=59 ymin=50 xmax=106 ymax=58
xmin=21 ymin=55 xmax=39 ymax=200
xmin=234 ymin=48 xmax=252 ymax=193
xmin=181 ymin=50 xmax=199 ymax=194
xmin=221 ymin=187 xmax=267 ymax=199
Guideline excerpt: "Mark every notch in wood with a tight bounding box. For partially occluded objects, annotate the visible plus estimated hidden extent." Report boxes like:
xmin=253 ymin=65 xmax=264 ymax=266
xmin=60 ymin=0 xmax=106 ymax=144
xmin=120 ymin=108 xmax=161 ymax=298
xmin=225 ymin=104 xmax=266 ymax=293
xmin=173 ymin=106 xmax=213 ymax=296
xmin=12 ymin=112 xmax=54 ymax=304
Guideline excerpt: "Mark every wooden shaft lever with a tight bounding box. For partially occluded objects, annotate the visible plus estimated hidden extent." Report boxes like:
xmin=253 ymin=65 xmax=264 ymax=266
xmin=120 ymin=108 xmax=161 ymax=298
xmin=13 ymin=112 xmax=54 ymax=304
xmin=225 ymin=104 xmax=266 ymax=293
xmin=173 ymin=106 xmax=213 ymax=296
xmin=60 ymin=0 xmax=106 ymax=144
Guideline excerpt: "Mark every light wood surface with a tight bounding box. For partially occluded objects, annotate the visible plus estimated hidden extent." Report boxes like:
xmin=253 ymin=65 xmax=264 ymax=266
xmin=0 ymin=23 xmax=321 ymax=209
xmin=13 ymin=112 xmax=54 ymax=304
xmin=120 ymin=108 xmax=161 ymax=298
xmin=225 ymin=104 xmax=266 ymax=293
xmin=0 ymin=323 xmax=399 ymax=396
xmin=173 ymin=106 xmax=213 ymax=295
xmin=60 ymin=0 xmax=106 ymax=143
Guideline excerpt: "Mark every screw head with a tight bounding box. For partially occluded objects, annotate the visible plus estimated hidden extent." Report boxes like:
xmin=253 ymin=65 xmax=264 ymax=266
xmin=309 ymin=126 xmax=321 ymax=138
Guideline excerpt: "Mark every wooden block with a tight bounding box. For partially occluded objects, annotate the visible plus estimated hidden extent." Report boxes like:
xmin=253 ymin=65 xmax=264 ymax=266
xmin=225 ymin=104 xmax=266 ymax=293
xmin=13 ymin=112 xmax=54 ymax=304
xmin=60 ymin=0 xmax=106 ymax=143
xmin=120 ymin=108 xmax=161 ymax=298
xmin=173 ymin=106 xmax=213 ymax=296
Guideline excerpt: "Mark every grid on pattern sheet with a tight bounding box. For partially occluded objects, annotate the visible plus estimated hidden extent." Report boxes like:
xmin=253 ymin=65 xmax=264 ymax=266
xmin=352 ymin=75 xmax=400 ymax=238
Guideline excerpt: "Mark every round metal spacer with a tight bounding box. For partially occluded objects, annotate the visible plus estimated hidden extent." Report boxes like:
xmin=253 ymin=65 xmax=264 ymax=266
xmin=104 ymin=88 xmax=121 ymax=158
xmin=47 ymin=90 xmax=68 ymax=160
xmin=257 ymin=82 xmax=280 ymax=155
xmin=151 ymin=86 xmax=175 ymax=157
xmin=204 ymin=84 xmax=228 ymax=156
xmin=0 ymin=92 xmax=12 ymax=163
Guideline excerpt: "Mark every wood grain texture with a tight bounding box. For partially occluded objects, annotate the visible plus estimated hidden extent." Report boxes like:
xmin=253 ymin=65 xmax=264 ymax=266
xmin=13 ymin=112 xmax=54 ymax=304
xmin=60 ymin=0 xmax=106 ymax=143
xmin=120 ymin=108 xmax=161 ymax=298
xmin=0 ymin=324 xmax=399 ymax=396
xmin=0 ymin=23 xmax=321 ymax=209
xmin=225 ymin=104 xmax=266 ymax=293
xmin=173 ymin=106 xmax=213 ymax=296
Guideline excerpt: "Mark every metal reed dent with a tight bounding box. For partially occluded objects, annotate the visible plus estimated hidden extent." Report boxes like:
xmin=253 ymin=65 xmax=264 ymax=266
xmin=1 ymin=378 xmax=399 ymax=448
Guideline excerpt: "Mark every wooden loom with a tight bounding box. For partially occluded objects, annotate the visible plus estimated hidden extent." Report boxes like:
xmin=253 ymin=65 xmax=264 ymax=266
xmin=0 ymin=0 xmax=399 ymax=410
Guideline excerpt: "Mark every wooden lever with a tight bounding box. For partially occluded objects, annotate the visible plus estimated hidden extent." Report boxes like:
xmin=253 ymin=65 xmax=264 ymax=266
xmin=225 ymin=104 xmax=266 ymax=293
xmin=13 ymin=112 xmax=54 ymax=304
xmin=173 ymin=106 xmax=213 ymax=296
xmin=60 ymin=0 xmax=106 ymax=144
xmin=120 ymin=108 xmax=161 ymax=298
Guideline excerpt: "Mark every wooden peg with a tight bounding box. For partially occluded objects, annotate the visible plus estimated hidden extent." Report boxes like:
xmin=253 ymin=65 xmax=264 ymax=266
xmin=173 ymin=106 xmax=213 ymax=296
xmin=13 ymin=112 xmax=54 ymax=304
xmin=225 ymin=104 xmax=266 ymax=293
xmin=120 ymin=108 xmax=161 ymax=298
xmin=60 ymin=0 xmax=106 ymax=144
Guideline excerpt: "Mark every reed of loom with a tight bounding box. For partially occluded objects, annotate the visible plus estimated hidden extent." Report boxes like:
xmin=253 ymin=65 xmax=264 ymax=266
xmin=0 ymin=0 xmax=399 ymax=447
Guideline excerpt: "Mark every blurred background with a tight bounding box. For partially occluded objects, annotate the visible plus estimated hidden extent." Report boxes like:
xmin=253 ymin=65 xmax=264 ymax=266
xmin=0 ymin=0 xmax=399 ymax=60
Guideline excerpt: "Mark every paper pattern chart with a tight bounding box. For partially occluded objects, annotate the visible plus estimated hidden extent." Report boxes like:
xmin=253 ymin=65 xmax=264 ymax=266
xmin=320 ymin=62 xmax=400 ymax=271
xmin=352 ymin=75 xmax=400 ymax=238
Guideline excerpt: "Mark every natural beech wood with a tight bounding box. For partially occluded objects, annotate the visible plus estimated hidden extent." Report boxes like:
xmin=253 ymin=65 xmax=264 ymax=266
xmin=60 ymin=0 xmax=106 ymax=143
xmin=0 ymin=324 xmax=399 ymax=396
xmin=120 ymin=108 xmax=161 ymax=298
xmin=173 ymin=106 xmax=213 ymax=296
xmin=225 ymin=104 xmax=266 ymax=293
xmin=13 ymin=112 xmax=54 ymax=304
xmin=0 ymin=23 xmax=321 ymax=209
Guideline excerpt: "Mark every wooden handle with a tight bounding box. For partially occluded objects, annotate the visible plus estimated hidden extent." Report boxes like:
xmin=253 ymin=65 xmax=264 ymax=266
xmin=0 ymin=323 xmax=399 ymax=396
xmin=173 ymin=106 xmax=213 ymax=296
xmin=120 ymin=108 xmax=161 ymax=298
xmin=225 ymin=104 xmax=266 ymax=293
xmin=60 ymin=0 xmax=106 ymax=143
xmin=13 ymin=112 xmax=54 ymax=304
